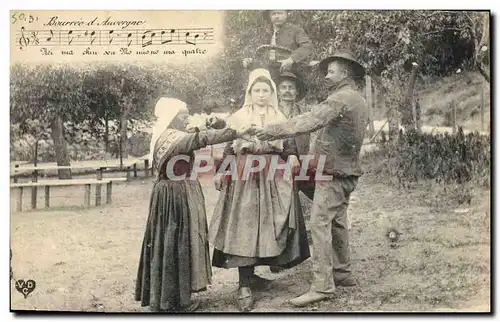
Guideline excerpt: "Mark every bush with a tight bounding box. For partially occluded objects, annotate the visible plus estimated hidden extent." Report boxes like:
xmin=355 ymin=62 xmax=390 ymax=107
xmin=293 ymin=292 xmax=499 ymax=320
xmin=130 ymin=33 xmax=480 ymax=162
xmin=376 ymin=127 xmax=490 ymax=188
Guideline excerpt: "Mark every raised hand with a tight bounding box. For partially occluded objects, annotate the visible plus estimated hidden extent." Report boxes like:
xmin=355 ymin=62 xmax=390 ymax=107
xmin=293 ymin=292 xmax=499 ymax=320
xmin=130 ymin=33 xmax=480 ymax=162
xmin=278 ymin=57 xmax=294 ymax=72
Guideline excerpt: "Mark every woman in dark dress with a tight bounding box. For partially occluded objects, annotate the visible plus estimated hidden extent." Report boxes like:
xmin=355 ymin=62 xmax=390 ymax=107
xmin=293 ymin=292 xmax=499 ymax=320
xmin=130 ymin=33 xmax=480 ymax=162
xmin=135 ymin=97 xmax=250 ymax=312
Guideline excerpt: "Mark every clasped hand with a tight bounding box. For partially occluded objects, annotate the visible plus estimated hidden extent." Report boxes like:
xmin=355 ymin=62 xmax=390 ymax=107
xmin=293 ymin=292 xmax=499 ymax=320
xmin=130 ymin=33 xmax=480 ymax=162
xmin=231 ymin=125 xmax=275 ymax=142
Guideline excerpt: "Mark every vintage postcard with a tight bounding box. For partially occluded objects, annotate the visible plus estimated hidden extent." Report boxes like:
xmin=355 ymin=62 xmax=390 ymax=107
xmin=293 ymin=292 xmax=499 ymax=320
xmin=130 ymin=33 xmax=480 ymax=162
xmin=9 ymin=9 xmax=491 ymax=313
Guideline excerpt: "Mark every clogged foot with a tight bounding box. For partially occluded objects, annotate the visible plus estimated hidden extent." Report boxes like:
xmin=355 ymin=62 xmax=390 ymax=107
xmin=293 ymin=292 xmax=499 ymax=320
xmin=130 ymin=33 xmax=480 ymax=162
xmin=237 ymin=286 xmax=254 ymax=312
xmin=250 ymin=274 xmax=272 ymax=289
xmin=288 ymin=291 xmax=334 ymax=307
xmin=335 ymin=276 xmax=357 ymax=287
xmin=180 ymin=298 xmax=201 ymax=312
xmin=270 ymin=266 xmax=284 ymax=273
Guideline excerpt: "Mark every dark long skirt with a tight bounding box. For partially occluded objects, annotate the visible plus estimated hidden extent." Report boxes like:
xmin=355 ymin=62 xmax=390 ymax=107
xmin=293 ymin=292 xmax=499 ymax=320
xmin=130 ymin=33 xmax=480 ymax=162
xmin=135 ymin=179 xmax=211 ymax=311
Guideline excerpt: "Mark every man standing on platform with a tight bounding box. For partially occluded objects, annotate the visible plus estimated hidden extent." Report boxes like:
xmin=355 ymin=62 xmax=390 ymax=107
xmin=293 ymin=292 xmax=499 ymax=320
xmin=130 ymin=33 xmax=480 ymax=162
xmin=242 ymin=10 xmax=314 ymax=81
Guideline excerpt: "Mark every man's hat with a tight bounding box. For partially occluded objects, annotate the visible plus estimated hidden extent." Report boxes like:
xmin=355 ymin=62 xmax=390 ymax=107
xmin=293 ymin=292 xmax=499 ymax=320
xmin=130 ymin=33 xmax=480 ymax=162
xmin=277 ymin=72 xmax=306 ymax=101
xmin=262 ymin=10 xmax=288 ymax=22
xmin=318 ymin=50 xmax=366 ymax=78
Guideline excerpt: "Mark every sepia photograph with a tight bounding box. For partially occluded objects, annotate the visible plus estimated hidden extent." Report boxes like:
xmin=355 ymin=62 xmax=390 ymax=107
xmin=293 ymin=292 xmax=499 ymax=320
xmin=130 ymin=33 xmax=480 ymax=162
xmin=8 ymin=6 xmax=491 ymax=314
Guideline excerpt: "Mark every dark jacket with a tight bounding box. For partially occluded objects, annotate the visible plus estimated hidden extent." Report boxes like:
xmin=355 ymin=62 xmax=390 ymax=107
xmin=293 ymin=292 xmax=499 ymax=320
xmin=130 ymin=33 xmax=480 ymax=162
xmin=264 ymin=79 xmax=368 ymax=177
xmin=279 ymin=101 xmax=311 ymax=157
xmin=266 ymin=22 xmax=314 ymax=63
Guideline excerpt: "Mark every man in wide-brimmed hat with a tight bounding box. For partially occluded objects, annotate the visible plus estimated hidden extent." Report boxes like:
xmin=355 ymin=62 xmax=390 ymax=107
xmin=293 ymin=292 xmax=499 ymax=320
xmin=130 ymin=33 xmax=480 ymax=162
xmin=253 ymin=50 xmax=368 ymax=306
xmin=277 ymin=72 xmax=307 ymax=117
xmin=242 ymin=10 xmax=313 ymax=76
xmin=268 ymin=71 xmax=314 ymax=274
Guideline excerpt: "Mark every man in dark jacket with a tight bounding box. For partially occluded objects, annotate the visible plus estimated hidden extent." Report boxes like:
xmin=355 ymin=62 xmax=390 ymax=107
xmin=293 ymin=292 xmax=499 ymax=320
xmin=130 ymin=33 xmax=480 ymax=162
xmin=276 ymin=72 xmax=315 ymax=200
xmin=254 ymin=50 xmax=368 ymax=306
xmin=243 ymin=10 xmax=314 ymax=80
xmin=269 ymin=71 xmax=314 ymax=274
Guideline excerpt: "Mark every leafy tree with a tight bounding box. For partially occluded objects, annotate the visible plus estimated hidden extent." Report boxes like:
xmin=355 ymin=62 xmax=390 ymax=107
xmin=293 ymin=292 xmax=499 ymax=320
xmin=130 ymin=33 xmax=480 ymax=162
xmin=206 ymin=10 xmax=490 ymax=130
xmin=10 ymin=10 xmax=490 ymax=170
xmin=10 ymin=63 xmax=88 ymax=178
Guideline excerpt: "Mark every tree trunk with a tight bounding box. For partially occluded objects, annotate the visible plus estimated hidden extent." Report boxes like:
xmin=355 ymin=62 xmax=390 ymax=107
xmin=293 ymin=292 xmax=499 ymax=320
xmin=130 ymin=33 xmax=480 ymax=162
xmin=476 ymin=13 xmax=490 ymax=83
xmin=375 ymin=76 xmax=399 ymax=141
xmin=104 ymin=115 xmax=109 ymax=153
xmin=32 ymin=140 xmax=38 ymax=166
xmin=401 ymin=65 xmax=420 ymax=130
xmin=119 ymin=101 xmax=131 ymax=165
xmin=476 ymin=63 xmax=490 ymax=83
xmin=365 ymin=75 xmax=375 ymax=136
xmin=471 ymin=12 xmax=490 ymax=83
xmin=387 ymin=96 xmax=400 ymax=140
xmin=50 ymin=116 xmax=72 ymax=179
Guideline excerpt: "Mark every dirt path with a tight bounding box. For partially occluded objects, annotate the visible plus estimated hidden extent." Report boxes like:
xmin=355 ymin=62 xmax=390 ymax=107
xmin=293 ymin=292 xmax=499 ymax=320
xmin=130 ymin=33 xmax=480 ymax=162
xmin=10 ymin=171 xmax=490 ymax=312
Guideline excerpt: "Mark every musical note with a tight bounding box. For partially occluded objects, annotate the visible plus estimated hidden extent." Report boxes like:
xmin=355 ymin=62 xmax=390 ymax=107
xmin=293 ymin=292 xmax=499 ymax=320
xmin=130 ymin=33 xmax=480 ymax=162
xmin=46 ymin=30 xmax=53 ymax=42
xmin=185 ymin=32 xmax=200 ymax=45
xmin=67 ymin=30 xmax=74 ymax=45
xmin=18 ymin=26 xmax=29 ymax=50
xmin=108 ymin=30 xmax=114 ymax=44
xmin=127 ymin=32 xmax=133 ymax=47
xmin=85 ymin=30 xmax=97 ymax=45
xmin=161 ymin=29 xmax=176 ymax=44
xmin=184 ymin=32 xmax=192 ymax=45
xmin=14 ymin=27 xmax=215 ymax=49
xmin=141 ymin=30 xmax=155 ymax=47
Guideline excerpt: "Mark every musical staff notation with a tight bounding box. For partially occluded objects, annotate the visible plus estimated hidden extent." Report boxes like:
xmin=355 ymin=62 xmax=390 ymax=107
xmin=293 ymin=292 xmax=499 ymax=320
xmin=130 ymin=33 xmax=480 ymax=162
xmin=15 ymin=27 xmax=215 ymax=50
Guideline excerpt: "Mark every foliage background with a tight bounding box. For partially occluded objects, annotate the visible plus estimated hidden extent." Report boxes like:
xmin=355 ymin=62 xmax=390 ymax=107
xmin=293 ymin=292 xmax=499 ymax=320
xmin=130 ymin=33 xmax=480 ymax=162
xmin=10 ymin=10 xmax=490 ymax=182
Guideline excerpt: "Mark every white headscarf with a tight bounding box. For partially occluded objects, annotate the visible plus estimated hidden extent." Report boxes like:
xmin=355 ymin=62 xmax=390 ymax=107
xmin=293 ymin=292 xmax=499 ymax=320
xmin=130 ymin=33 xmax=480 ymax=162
xmin=148 ymin=97 xmax=189 ymax=163
xmin=226 ymin=68 xmax=287 ymax=153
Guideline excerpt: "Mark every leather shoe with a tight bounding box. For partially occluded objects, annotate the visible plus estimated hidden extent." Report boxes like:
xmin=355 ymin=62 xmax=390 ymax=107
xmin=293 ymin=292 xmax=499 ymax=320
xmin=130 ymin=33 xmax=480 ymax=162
xmin=250 ymin=274 xmax=272 ymax=289
xmin=270 ymin=266 xmax=284 ymax=273
xmin=237 ymin=286 xmax=254 ymax=312
xmin=335 ymin=276 xmax=357 ymax=287
xmin=180 ymin=299 xmax=200 ymax=312
xmin=289 ymin=291 xmax=334 ymax=307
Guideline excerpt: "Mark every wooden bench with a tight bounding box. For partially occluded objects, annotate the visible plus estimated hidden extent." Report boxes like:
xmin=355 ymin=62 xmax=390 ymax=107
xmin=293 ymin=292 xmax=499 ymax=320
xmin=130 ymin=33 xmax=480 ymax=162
xmin=10 ymin=159 xmax=141 ymax=183
xmin=137 ymin=155 xmax=153 ymax=177
xmin=10 ymin=178 xmax=127 ymax=212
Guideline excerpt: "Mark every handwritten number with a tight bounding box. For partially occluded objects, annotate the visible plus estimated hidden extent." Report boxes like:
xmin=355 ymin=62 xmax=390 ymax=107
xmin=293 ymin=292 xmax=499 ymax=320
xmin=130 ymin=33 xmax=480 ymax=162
xmin=12 ymin=12 xmax=37 ymax=24
xmin=30 ymin=31 xmax=39 ymax=45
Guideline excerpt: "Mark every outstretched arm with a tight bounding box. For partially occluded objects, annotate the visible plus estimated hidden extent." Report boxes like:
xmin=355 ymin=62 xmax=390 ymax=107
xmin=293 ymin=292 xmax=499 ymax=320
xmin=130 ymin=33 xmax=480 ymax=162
xmin=172 ymin=128 xmax=238 ymax=156
xmin=256 ymin=98 xmax=346 ymax=140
